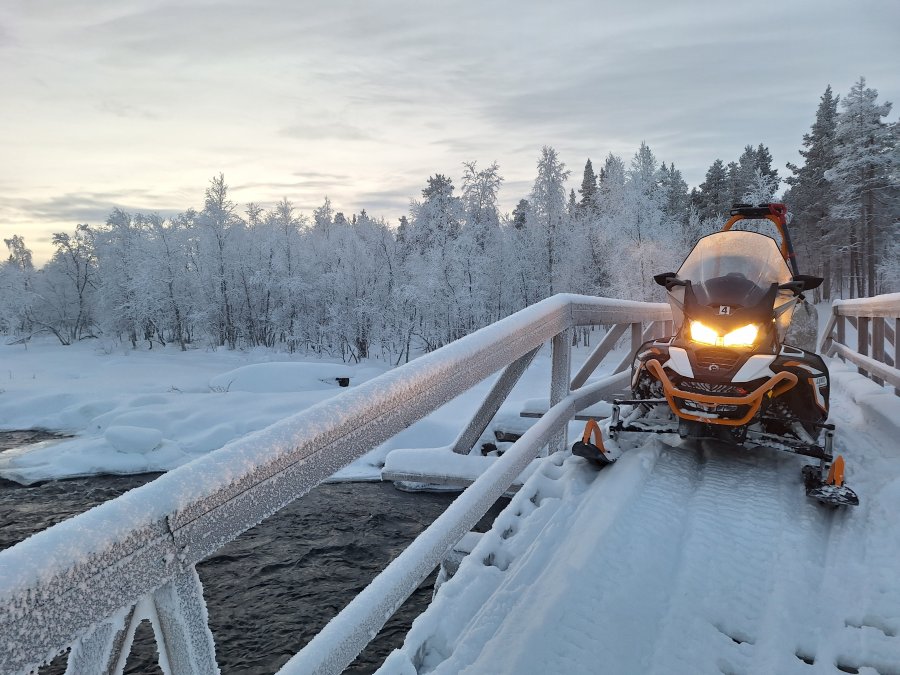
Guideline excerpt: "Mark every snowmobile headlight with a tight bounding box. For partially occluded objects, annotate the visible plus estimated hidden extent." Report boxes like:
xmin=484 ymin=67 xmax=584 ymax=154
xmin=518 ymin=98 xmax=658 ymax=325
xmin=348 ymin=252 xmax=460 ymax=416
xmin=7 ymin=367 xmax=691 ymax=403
xmin=722 ymin=324 xmax=758 ymax=347
xmin=689 ymin=321 xmax=719 ymax=346
xmin=689 ymin=321 xmax=758 ymax=348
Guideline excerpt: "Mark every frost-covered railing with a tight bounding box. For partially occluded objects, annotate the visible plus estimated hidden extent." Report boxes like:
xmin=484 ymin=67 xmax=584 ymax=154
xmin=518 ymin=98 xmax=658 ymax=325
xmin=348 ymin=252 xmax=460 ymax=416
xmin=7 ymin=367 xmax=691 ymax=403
xmin=820 ymin=292 xmax=900 ymax=396
xmin=0 ymin=294 xmax=670 ymax=675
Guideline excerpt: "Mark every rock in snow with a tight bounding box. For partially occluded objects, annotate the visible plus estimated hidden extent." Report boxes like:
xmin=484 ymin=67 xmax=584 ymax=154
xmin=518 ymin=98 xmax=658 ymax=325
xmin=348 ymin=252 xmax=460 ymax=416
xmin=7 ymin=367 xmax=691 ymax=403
xmin=104 ymin=426 xmax=163 ymax=453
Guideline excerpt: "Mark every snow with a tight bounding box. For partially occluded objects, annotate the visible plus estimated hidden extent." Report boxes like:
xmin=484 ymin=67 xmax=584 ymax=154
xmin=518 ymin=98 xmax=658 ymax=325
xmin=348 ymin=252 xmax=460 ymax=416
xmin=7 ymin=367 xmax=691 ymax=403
xmin=208 ymin=361 xmax=352 ymax=393
xmin=832 ymin=292 xmax=900 ymax=316
xmin=376 ymin=363 xmax=900 ymax=674
xmin=3 ymin=296 xmax=900 ymax=674
xmin=0 ymin=338 xmax=388 ymax=484
xmin=0 ymin=296 xmax=634 ymax=486
xmin=104 ymin=426 xmax=163 ymax=453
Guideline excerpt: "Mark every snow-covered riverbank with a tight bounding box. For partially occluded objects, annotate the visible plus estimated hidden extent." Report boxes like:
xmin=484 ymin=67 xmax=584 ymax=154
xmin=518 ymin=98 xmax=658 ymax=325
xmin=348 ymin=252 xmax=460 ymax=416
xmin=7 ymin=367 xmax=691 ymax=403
xmin=0 ymin=337 xmax=565 ymax=485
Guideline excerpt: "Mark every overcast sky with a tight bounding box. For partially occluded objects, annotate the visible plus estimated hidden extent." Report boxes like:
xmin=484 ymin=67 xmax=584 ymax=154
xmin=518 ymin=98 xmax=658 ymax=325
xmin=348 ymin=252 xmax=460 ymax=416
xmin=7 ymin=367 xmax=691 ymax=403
xmin=1 ymin=0 xmax=898 ymax=264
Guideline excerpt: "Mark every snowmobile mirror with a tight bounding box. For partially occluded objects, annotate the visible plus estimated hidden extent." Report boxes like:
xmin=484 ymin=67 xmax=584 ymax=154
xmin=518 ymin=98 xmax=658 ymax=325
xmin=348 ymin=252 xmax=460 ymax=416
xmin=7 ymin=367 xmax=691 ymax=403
xmin=792 ymin=274 xmax=824 ymax=291
xmin=653 ymin=272 xmax=685 ymax=289
xmin=778 ymin=281 xmax=805 ymax=295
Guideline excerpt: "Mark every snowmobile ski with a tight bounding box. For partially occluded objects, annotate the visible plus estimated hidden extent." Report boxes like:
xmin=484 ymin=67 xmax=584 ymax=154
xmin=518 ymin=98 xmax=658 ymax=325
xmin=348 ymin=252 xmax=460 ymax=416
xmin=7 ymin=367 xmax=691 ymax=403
xmin=572 ymin=418 xmax=616 ymax=468
xmin=804 ymin=456 xmax=859 ymax=507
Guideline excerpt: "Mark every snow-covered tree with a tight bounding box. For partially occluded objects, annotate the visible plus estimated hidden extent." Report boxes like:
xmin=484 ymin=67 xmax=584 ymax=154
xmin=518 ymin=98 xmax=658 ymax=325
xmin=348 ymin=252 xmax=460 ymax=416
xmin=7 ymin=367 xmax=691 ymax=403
xmin=0 ymin=235 xmax=36 ymax=335
xmin=826 ymin=77 xmax=898 ymax=297
xmin=32 ymin=225 xmax=98 ymax=344
xmin=696 ymin=159 xmax=731 ymax=219
xmin=785 ymin=85 xmax=840 ymax=297
xmin=526 ymin=146 xmax=571 ymax=297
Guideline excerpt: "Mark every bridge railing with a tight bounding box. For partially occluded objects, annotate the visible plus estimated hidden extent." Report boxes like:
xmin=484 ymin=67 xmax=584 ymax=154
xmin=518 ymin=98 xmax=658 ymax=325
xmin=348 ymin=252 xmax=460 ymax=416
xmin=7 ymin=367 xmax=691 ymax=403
xmin=0 ymin=294 xmax=670 ymax=675
xmin=820 ymin=292 xmax=900 ymax=396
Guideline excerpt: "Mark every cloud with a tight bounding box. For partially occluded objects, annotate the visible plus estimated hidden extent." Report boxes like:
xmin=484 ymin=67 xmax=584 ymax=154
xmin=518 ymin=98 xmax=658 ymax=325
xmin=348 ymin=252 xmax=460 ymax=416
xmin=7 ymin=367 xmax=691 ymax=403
xmin=3 ymin=190 xmax=185 ymax=226
xmin=97 ymin=100 xmax=159 ymax=120
xmin=278 ymin=122 xmax=374 ymax=142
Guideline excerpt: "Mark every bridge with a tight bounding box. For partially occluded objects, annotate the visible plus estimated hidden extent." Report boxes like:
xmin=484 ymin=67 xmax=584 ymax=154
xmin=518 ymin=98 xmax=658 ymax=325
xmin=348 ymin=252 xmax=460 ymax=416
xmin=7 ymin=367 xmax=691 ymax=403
xmin=1 ymin=293 xmax=899 ymax=675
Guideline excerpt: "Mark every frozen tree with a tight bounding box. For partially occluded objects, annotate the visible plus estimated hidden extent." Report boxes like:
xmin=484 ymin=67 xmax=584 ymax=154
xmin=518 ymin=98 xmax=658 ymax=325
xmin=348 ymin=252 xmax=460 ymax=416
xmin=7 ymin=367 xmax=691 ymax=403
xmin=615 ymin=143 xmax=674 ymax=300
xmin=33 ymin=225 xmax=98 ymax=344
xmin=696 ymin=159 xmax=731 ymax=219
xmin=659 ymin=162 xmax=690 ymax=226
xmin=511 ymin=199 xmax=529 ymax=230
xmin=0 ymin=235 xmax=35 ymax=335
xmin=578 ymin=159 xmax=599 ymax=219
xmin=826 ymin=77 xmax=898 ymax=297
xmin=785 ymin=85 xmax=840 ymax=298
xmin=409 ymin=174 xmax=463 ymax=252
xmin=146 ymin=213 xmax=196 ymax=350
xmin=196 ymin=175 xmax=244 ymax=347
xmin=741 ymin=168 xmax=778 ymax=204
xmin=526 ymin=146 xmax=571 ymax=297
xmin=461 ymin=161 xmax=503 ymax=249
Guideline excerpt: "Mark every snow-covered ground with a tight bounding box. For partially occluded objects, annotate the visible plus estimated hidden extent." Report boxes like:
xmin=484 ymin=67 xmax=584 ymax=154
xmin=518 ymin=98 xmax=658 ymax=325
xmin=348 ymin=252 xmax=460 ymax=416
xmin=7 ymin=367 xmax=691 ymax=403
xmin=0 ymin=337 xmax=610 ymax=485
xmin=377 ymin=361 xmax=900 ymax=675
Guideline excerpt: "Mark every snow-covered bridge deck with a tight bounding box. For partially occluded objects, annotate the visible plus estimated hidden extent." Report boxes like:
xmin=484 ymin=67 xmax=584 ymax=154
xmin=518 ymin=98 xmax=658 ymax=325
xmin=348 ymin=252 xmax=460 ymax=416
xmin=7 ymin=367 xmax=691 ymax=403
xmin=379 ymin=363 xmax=900 ymax=674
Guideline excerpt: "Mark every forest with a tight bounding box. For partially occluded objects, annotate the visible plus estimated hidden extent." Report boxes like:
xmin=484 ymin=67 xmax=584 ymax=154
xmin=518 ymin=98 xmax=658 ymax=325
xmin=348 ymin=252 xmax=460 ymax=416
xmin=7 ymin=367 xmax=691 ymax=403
xmin=1 ymin=78 xmax=897 ymax=361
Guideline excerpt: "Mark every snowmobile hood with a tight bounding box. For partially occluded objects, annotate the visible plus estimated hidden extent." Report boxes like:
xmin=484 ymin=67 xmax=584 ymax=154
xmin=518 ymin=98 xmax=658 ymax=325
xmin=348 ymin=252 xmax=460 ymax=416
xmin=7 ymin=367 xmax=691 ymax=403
xmin=668 ymin=231 xmax=796 ymax=338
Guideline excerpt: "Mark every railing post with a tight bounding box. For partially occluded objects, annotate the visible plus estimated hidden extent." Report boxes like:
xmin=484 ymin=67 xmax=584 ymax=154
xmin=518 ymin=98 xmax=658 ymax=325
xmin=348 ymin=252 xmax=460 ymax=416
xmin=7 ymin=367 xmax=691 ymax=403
xmin=150 ymin=567 xmax=219 ymax=675
xmin=631 ymin=321 xmax=643 ymax=354
xmin=451 ymin=347 xmax=540 ymax=454
xmin=65 ymin=606 xmax=137 ymax=675
xmin=857 ymin=317 xmax=870 ymax=378
xmin=895 ymin=318 xmax=900 ymax=397
xmin=549 ymin=328 xmax=572 ymax=454
xmin=569 ymin=323 xmax=628 ymax=390
xmin=872 ymin=318 xmax=885 ymax=386
xmin=836 ymin=313 xmax=845 ymax=360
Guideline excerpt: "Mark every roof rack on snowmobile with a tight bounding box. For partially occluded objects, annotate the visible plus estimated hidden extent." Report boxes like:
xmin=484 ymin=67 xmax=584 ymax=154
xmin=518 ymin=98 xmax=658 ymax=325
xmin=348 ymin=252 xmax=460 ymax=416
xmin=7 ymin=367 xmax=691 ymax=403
xmin=723 ymin=202 xmax=800 ymax=277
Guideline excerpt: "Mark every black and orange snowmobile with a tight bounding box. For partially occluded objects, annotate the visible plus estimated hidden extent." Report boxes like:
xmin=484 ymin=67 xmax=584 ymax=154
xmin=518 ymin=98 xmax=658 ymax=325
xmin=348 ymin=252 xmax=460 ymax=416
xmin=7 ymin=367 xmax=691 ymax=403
xmin=573 ymin=203 xmax=858 ymax=507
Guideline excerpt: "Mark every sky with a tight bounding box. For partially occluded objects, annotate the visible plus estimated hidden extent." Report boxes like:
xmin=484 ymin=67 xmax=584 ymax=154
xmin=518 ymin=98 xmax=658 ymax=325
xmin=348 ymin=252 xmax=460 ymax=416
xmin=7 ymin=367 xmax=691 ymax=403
xmin=1 ymin=0 xmax=898 ymax=265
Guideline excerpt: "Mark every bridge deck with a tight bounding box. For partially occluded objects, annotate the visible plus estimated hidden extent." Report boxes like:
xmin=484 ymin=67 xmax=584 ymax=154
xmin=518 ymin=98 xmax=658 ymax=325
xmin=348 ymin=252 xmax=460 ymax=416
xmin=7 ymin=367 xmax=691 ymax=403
xmin=380 ymin=362 xmax=900 ymax=675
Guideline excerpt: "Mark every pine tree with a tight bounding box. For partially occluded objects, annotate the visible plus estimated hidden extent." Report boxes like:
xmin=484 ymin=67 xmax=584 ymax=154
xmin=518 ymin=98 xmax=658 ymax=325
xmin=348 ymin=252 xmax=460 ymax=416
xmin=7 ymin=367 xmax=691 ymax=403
xmin=578 ymin=159 xmax=599 ymax=217
xmin=512 ymin=199 xmax=529 ymax=230
xmin=785 ymin=85 xmax=840 ymax=297
xmin=826 ymin=77 xmax=898 ymax=297
xmin=659 ymin=162 xmax=690 ymax=226
xmin=698 ymin=159 xmax=730 ymax=219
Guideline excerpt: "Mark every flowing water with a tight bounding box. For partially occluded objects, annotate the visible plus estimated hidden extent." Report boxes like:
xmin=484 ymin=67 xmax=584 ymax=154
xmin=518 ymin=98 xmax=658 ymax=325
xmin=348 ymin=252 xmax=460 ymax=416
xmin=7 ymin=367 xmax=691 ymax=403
xmin=0 ymin=431 xmax=504 ymax=674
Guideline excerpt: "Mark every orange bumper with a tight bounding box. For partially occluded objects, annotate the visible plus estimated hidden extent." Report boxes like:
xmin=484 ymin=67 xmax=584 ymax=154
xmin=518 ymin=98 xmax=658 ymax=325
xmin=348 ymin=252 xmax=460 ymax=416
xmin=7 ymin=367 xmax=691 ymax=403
xmin=645 ymin=358 xmax=798 ymax=427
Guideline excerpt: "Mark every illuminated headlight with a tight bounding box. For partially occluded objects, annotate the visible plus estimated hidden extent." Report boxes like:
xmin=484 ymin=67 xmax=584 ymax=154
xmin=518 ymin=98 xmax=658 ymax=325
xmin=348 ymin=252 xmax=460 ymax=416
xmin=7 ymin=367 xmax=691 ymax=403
xmin=689 ymin=321 xmax=719 ymax=345
xmin=689 ymin=321 xmax=758 ymax=348
xmin=723 ymin=323 xmax=758 ymax=347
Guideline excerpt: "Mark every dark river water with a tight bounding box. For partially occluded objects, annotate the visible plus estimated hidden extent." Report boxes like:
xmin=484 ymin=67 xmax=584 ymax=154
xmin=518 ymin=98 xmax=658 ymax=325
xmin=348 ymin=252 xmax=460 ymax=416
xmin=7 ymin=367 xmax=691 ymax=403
xmin=0 ymin=431 xmax=505 ymax=674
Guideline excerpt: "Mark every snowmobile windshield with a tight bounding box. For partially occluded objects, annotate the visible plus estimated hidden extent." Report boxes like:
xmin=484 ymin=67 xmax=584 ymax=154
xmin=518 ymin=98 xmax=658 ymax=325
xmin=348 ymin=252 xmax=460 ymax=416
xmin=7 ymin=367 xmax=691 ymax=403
xmin=668 ymin=230 xmax=796 ymax=338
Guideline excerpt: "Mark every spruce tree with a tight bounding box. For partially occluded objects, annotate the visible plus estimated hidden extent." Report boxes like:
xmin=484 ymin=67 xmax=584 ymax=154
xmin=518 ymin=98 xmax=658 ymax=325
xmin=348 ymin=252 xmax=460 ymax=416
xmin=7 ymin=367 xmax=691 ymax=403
xmin=785 ymin=85 xmax=840 ymax=296
xmin=698 ymin=159 xmax=730 ymax=219
xmin=826 ymin=77 xmax=898 ymax=296
xmin=579 ymin=159 xmax=598 ymax=216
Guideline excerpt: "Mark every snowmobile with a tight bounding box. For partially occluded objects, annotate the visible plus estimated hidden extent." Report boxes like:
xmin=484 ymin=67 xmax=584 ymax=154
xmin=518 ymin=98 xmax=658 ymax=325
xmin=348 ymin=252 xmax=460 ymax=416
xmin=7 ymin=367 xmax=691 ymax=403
xmin=573 ymin=203 xmax=858 ymax=507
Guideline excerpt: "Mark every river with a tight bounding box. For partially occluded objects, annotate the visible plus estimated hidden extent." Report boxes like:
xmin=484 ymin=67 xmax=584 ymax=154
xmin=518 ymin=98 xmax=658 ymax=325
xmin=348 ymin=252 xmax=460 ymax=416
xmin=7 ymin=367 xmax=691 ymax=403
xmin=0 ymin=432 xmax=504 ymax=674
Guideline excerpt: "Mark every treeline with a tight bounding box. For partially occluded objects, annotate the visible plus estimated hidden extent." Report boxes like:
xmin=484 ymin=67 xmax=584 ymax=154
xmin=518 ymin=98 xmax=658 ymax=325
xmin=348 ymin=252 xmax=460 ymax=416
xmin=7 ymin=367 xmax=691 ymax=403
xmin=1 ymin=77 xmax=897 ymax=359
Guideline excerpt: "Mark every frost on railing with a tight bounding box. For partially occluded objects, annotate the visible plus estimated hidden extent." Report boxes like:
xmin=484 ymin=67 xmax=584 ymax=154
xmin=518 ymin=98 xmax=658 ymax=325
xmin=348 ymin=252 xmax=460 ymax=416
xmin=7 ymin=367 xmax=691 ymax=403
xmin=820 ymin=292 xmax=900 ymax=395
xmin=0 ymin=294 xmax=670 ymax=675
